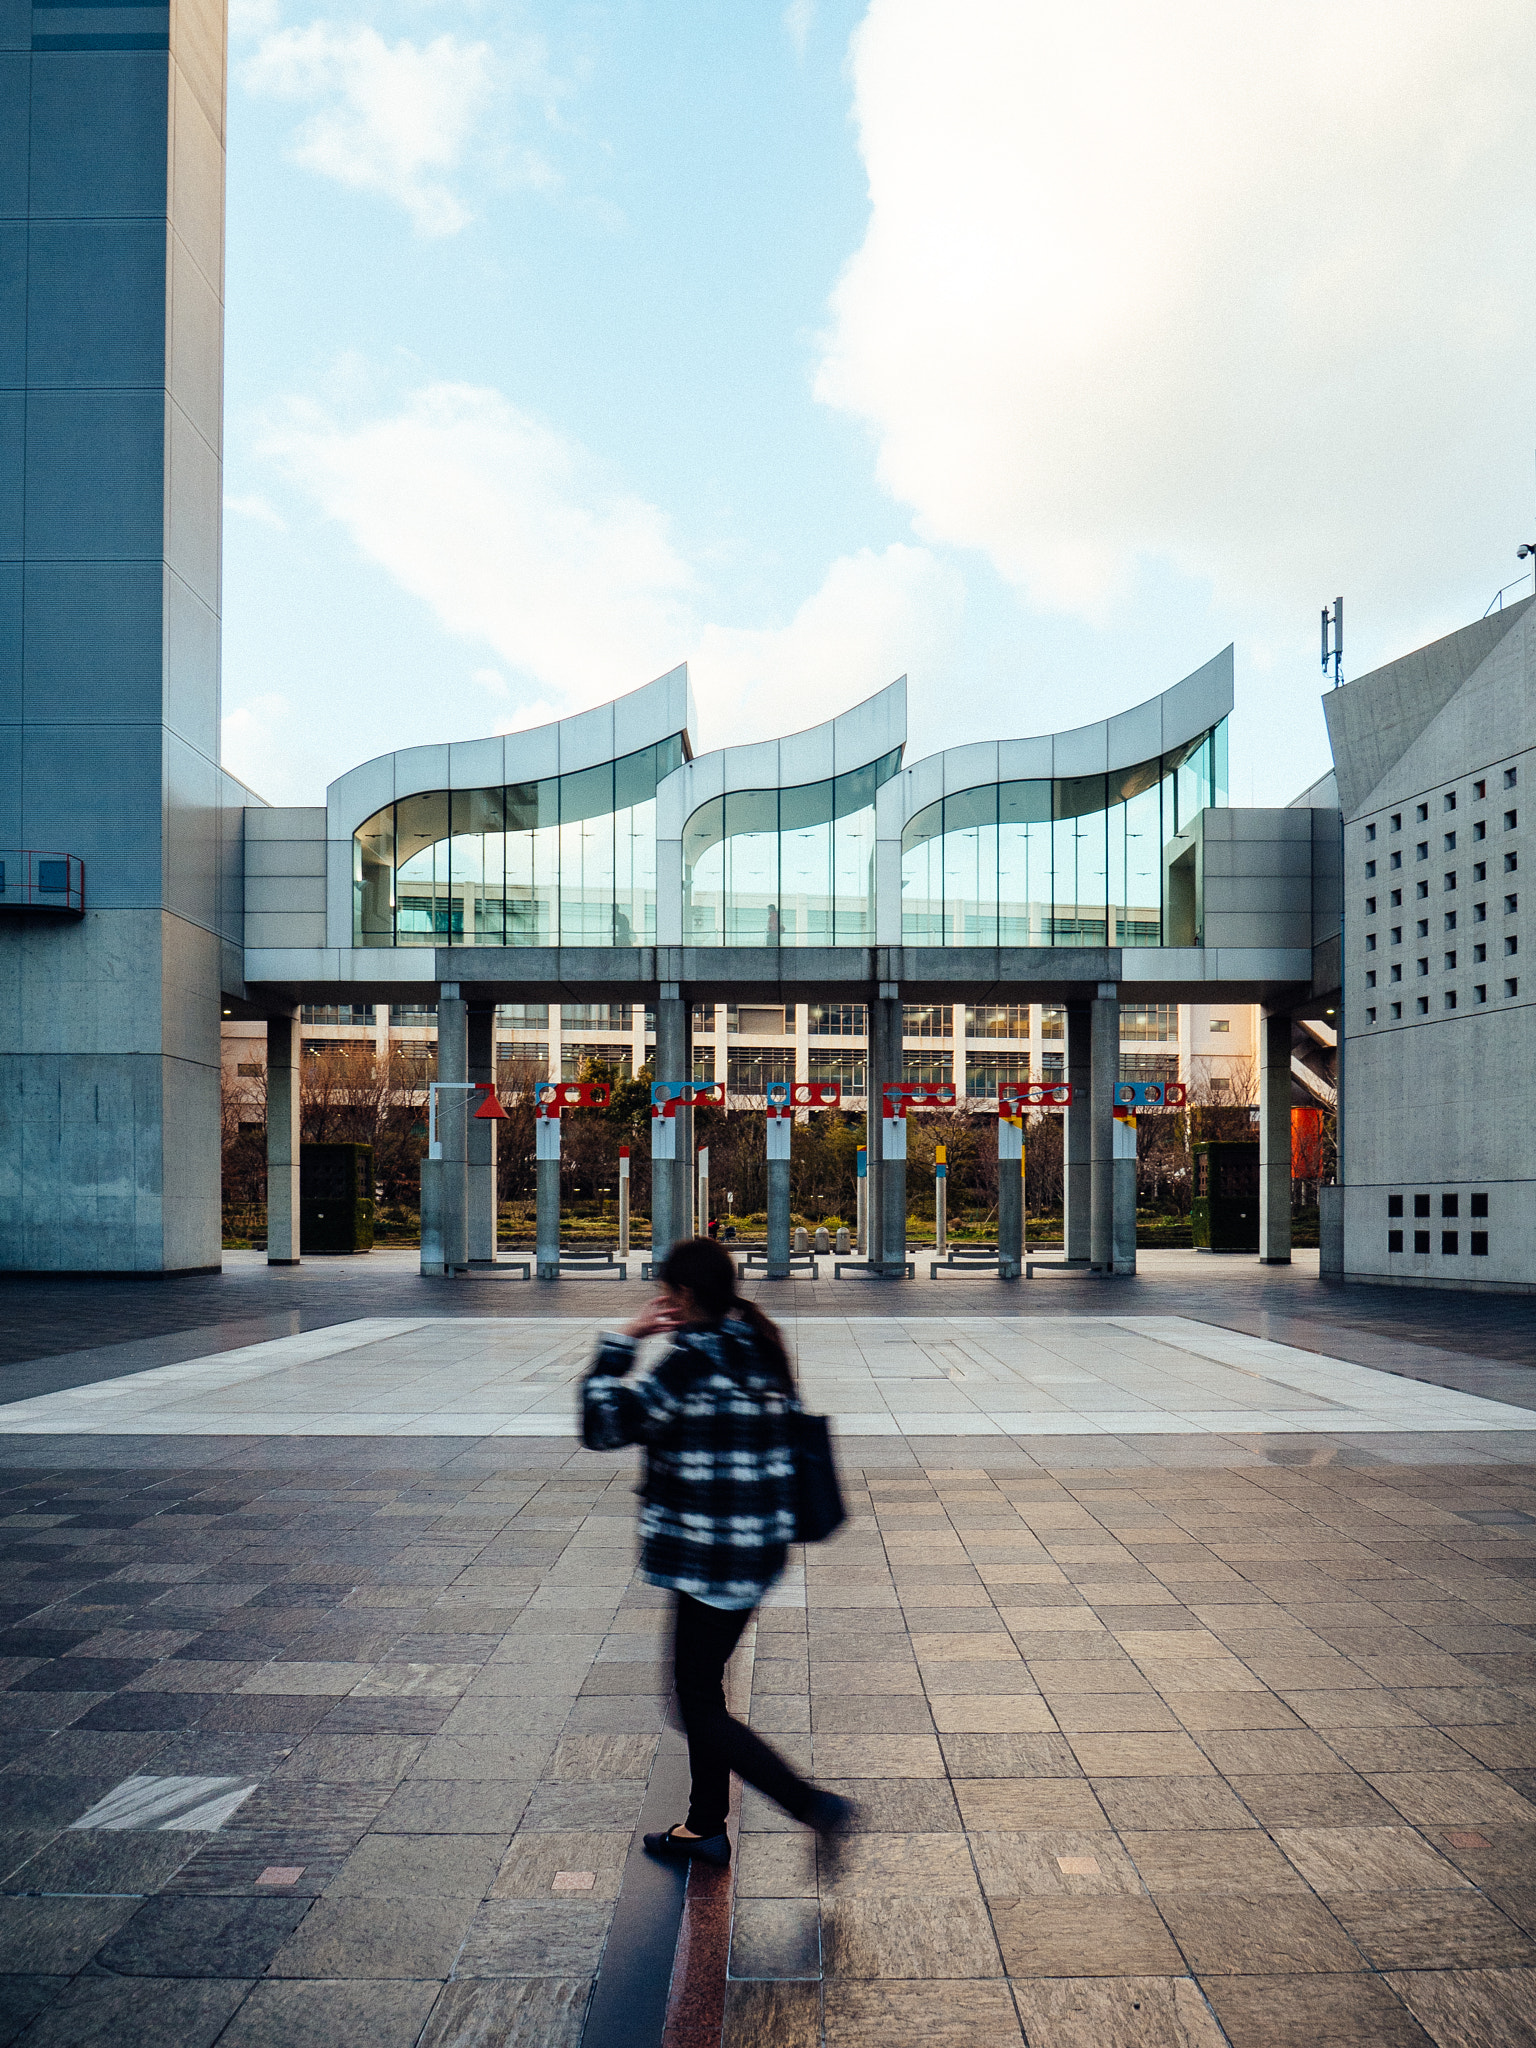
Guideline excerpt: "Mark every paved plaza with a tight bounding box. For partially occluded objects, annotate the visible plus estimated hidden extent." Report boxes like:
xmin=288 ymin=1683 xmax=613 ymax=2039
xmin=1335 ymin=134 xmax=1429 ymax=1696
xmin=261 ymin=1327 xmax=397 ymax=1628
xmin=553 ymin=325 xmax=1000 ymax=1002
xmin=0 ymin=1261 xmax=1533 ymax=2045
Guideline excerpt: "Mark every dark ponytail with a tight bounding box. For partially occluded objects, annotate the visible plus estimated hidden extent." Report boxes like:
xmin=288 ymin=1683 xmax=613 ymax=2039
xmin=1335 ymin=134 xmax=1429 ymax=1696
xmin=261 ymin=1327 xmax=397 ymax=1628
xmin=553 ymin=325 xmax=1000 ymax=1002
xmin=657 ymin=1236 xmax=795 ymax=1391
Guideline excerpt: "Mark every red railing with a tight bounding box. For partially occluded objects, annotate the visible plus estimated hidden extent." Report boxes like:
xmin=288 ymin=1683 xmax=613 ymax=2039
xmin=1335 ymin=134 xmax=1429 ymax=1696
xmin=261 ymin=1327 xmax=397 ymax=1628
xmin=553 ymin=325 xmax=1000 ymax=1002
xmin=0 ymin=850 xmax=85 ymax=913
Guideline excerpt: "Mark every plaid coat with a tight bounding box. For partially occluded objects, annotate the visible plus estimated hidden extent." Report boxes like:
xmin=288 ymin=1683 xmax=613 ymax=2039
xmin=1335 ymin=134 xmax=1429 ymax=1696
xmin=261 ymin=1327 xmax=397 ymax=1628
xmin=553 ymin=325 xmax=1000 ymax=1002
xmin=581 ymin=1315 xmax=797 ymax=1602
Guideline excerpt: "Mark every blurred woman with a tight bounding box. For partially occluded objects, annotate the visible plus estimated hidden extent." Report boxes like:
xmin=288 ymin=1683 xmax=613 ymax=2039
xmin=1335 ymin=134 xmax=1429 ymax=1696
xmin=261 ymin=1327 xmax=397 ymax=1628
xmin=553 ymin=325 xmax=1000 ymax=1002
xmin=581 ymin=1236 xmax=854 ymax=1867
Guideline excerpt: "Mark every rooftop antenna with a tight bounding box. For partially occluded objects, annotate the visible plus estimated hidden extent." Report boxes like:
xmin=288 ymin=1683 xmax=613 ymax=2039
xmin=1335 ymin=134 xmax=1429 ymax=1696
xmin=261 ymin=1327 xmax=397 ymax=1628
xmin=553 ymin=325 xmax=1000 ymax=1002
xmin=1320 ymin=595 xmax=1343 ymax=688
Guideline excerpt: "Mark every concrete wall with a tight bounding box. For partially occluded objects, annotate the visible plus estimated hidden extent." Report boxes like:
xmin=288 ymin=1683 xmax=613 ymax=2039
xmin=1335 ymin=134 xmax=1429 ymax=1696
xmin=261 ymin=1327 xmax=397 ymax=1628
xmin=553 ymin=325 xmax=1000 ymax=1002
xmin=244 ymin=806 xmax=325 ymax=951
xmin=0 ymin=0 xmax=232 ymax=1270
xmin=1328 ymin=603 xmax=1533 ymax=1289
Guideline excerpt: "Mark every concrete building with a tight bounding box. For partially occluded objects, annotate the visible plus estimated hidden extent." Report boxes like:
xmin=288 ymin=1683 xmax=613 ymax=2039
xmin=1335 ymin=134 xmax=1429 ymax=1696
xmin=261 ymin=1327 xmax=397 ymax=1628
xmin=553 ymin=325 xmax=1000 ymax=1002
xmin=1324 ymin=598 xmax=1533 ymax=1290
xmin=1 ymin=0 xmax=246 ymax=1272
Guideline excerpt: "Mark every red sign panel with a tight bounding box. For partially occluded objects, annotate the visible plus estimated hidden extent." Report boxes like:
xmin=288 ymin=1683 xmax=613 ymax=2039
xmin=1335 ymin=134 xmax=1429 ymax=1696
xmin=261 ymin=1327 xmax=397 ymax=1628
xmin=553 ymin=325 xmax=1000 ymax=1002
xmin=790 ymin=1081 xmax=842 ymax=1107
xmin=536 ymin=1081 xmax=611 ymax=1116
xmin=1005 ymin=1081 xmax=1074 ymax=1109
xmin=882 ymin=1082 xmax=956 ymax=1115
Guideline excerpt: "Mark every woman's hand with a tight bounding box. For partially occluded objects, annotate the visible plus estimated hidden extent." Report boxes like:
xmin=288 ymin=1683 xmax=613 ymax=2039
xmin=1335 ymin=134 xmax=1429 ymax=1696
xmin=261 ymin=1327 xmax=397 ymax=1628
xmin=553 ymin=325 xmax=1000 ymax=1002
xmin=623 ymin=1294 xmax=681 ymax=1343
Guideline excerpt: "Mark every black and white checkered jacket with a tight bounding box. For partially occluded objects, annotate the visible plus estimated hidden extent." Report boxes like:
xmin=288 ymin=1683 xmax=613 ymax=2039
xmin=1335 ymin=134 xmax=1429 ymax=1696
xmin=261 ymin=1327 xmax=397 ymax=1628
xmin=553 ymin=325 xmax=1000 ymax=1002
xmin=581 ymin=1316 xmax=797 ymax=1602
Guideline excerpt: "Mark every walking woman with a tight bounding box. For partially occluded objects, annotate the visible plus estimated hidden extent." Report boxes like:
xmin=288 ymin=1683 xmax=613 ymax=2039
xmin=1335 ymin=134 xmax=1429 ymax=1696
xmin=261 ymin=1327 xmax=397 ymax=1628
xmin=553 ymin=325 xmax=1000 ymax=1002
xmin=582 ymin=1237 xmax=854 ymax=1867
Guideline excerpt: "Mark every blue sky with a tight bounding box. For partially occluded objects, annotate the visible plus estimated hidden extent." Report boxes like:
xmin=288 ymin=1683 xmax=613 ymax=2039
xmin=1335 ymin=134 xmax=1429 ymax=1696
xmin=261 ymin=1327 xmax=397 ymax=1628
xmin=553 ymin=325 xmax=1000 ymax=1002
xmin=219 ymin=0 xmax=1536 ymax=807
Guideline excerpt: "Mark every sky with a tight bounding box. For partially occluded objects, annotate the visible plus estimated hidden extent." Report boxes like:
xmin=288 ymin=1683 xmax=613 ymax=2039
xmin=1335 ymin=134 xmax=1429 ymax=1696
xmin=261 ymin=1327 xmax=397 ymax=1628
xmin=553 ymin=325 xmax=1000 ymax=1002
xmin=219 ymin=0 xmax=1536 ymax=809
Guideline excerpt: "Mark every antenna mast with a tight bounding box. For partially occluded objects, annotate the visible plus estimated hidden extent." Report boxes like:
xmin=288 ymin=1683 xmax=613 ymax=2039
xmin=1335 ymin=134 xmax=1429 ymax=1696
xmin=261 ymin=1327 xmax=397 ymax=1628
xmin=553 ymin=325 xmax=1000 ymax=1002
xmin=1320 ymin=595 xmax=1343 ymax=688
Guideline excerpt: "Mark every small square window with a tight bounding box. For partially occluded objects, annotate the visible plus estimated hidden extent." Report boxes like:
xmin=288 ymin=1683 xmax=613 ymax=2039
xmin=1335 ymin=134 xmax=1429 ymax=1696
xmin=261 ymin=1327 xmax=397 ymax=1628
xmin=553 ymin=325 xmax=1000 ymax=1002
xmin=1474 ymin=902 xmax=1487 ymax=921
xmin=1387 ymin=1195 xmax=1404 ymax=1217
xmin=1417 ymin=919 xmax=1429 ymax=937
xmin=1444 ymin=990 xmax=1457 ymax=1009
xmin=1389 ymin=1002 xmax=1401 ymax=1019
xmin=1474 ymin=780 xmax=1486 ymax=799
xmin=1388 ymin=1230 xmax=1403 ymax=1253
xmin=1417 ymin=881 xmax=1428 ymax=898
xmin=1470 ymin=1192 xmax=1488 ymax=1217
xmin=1441 ymin=1231 xmax=1459 ymax=1255
xmin=1365 ymin=860 xmax=1377 ymax=878
xmin=1504 ymin=853 xmax=1517 ymax=873
xmin=1416 ymin=842 xmax=1428 ymax=861
xmin=1366 ymin=822 xmax=1377 ymax=840
xmin=1505 ymin=978 xmax=1519 ymax=997
xmin=1445 ymin=832 xmax=1457 ymax=851
xmin=1365 ymin=1006 xmax=1376 ymax=1023
xmin=1444 ymin=872 xmax=1457 ymax=891
xmin=1444 ymin=791 xmax=1457 ymax=811
xmin=1507 ymin=893 xmax=1519 ymax=912
xmin=1505 ymin=767 xmax=1518 ymax=788
xmin=1474 ymin=861 xmax=1488 ymax=881
xmin=1365 ymin=896 xmax=1377 ymax=914
xmin=1474 ymin=944 xmax=1486 ymax=964
xmin=1506 ymin=935 xmax=1519 ymax=956
xmin=1414 ymin=1230 xmax=1430 ymax=1253
xmin=1474 ymin=983 xmax=1487 ymax=1002
xmin=1390 ymin=813 xmax=1402 ymax=831
xmin=1417 ymin=958 xmax=1429 ymax=975
xmin=1442 ymin=1194 xmax=1458 ymax=1217
xmin=1366 ymin=933 xmax=1377 ymax=951
xmin=1390 ymin=964 xmax=1402 ymax=982
xmin=1391 ymin=927 xmax=1402 ymax=944
xmin=1445 ymin=912 xmax=1457 ymax=931
xmin=1474 ymin=819 xmax=1486 ymax=840
xmin=1417 ymin=802 xmax=1429 ymax=821
xmin=1505 ymin=810 xmax=1518 ymax=830
xmin=1390 ymin=889 xmax=1402 ymax=907
xmin=1416 ymin=996 xmax=1429 ymax=1014
xmin=1444 ymin=950 xmax=1457 ymax=969
xmin=1471 ymin=1232 xmax=1488 ymax=1256
xmin=1390 ymin=851 xmax=1402 ymax=869
xmin=1365 ymin=970 xmax=1376 ymax=988
xmin=1414 ymin=1194 xmax=1430 ymax=1217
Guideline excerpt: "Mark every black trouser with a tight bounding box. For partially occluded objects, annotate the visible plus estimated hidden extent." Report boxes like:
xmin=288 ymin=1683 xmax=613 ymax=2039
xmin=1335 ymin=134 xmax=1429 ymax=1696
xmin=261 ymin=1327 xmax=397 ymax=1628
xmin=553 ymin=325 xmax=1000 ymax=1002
xmin=672 ymin=1591 xmax=817 ymax=1838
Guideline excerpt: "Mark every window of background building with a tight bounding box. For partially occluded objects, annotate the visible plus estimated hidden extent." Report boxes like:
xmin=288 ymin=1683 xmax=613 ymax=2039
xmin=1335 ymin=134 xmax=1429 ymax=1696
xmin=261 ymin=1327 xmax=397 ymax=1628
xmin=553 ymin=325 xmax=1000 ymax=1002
xmin=1120 ymin=1053 xmax=1179 ymax=1083
xmin=728 ymin=1047 xmax=794 ymax=1096
xmin=902 ymin=1050 xmax=953 ymax=1085
xmin=807 ymin=1003 xmax=867 ymax=1036
xmin=496 ymin=1003 xmax=549 ymax=1027
xmin=966 ymin=1005 xmax=1030 ymax=1038
xmin=1120 ymin=1004 xmax=1177 ymax=1041
xmin=390 ymin=1004 xmax=437 ymax=1025
xmin=301 ymin=1004 xmax=374 ymax=1026
xmin=497 ymin=1040 xmax=548 ymax=1065
xmin=562 ymin=1042 xmax=633 ymax=1080
xmin=967 ymin=1050 xmax=1030 ymax=1098
xmin=903 ymin=1004 xmax=953 ymax=1038
xmin=808 ymin=1048 xmax=867 ymax=1092
xmin=1040 ymin=1006 xmax=1065 ymax=1039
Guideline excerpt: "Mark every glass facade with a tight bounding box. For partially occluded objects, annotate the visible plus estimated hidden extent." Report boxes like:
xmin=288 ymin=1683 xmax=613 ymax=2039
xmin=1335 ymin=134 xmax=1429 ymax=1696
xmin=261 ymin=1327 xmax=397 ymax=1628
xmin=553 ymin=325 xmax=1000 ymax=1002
xmin=682 ymin=750 xmax=901 ymax=946
xmin=900 ymin=722 xmax=1226 ymax=947
xmin=353 ymin=737 xmax=685 ymax=948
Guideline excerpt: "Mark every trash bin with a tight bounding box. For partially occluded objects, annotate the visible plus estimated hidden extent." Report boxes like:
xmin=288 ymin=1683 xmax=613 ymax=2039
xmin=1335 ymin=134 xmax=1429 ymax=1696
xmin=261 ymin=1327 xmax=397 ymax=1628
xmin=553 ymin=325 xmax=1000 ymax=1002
xmin=1191 ymin=1141 xmax=1260 ymax=1252
xmin=300 ymin=1143 xmax=375 ymax=1253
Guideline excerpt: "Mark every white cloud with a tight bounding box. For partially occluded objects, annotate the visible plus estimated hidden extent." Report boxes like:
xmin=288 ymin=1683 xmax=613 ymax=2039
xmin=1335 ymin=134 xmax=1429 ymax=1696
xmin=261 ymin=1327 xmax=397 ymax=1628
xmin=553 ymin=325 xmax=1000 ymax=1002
xmin=224 ymin=491 xmax=287 ymax=531
xmin=262 ymin=382 xmax=696 ymax=702
xmin=247 ymin=377 xmax=953 ymax=770
xmin=222 ymin=693 xmax=296 ymax=798
xmin=244 ymin=24 xmax=494 ymax=235
xmin=817 ymin=0 xmax=1536 ymax=639
xmin=783 ymin=0 xmax=816 ymax=60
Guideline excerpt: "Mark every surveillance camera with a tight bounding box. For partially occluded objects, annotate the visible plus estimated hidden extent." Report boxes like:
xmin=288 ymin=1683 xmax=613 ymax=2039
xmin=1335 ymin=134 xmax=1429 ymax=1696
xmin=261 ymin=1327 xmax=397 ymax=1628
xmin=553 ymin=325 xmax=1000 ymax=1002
xmin=1520 ymin=544 xmax=1536 ymax=560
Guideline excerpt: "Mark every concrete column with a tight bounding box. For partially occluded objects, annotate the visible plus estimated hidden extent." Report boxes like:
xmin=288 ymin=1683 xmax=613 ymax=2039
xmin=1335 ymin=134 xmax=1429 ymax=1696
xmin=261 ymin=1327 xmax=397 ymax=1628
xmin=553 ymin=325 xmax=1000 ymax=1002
xmin=766 ymin=1121 xmax=791 ymax=1279
xmin=266 ymin=1011 xmax=301 ymax=1265
xmin=467 ymin=1003 xmax=497 ymax=1266
xmin=536 ymin=1150 xmax=561 ymax=1280
xmin=997 ymin=1115 xmax=1022 ymax=1282
xmin=1090 ymin=984 xmax=1118 ymax=1273
xmin=869 ymin=980 xmax=905 ymax=1276
xmin=653 ymin=989 xmax=689 ymax=1266
xmin=1064 ymin=1001 xmax=1092 ymax=1262
xmin=438 ymin=987 xmax=469 ymax=1273
xmin=1259 ymin=1008 xmax=1293 ymax=1265
xmin=1113 ymin=1113 xmax=1138 ymax=1275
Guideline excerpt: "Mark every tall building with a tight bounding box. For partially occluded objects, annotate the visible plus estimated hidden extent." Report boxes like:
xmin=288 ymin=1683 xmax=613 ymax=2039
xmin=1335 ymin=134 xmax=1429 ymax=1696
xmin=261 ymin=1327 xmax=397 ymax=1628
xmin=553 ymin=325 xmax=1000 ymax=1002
xmin=0 ymin=0 xmax=246 ymax=1270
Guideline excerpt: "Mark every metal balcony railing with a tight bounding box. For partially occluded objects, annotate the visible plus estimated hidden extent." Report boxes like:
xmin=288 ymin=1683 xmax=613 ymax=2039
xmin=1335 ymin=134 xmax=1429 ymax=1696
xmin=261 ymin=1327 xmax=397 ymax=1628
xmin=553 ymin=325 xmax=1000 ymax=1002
xmin=0 ymin=850 xmax=85 ymax=913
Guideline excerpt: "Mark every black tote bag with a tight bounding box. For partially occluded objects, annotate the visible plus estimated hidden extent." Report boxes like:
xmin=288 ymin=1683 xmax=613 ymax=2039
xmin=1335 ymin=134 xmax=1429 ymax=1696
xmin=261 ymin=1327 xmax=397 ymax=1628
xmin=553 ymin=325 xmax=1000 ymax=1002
xmin=791 ymin=1407 xmax=846 ymax=1544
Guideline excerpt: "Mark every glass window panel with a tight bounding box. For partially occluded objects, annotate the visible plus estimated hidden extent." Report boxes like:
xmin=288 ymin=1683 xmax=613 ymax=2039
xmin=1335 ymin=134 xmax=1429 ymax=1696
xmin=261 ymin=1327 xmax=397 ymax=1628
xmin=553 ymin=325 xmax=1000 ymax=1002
xmin=901 ymin=798 xmax=946 ymax=942
xmin=779 ymin=779 xmax=832 ymax=944
xmin=615 ymin=744 xmax=658 ymax=946
xmin=724 ymin=789 xmax=779 ymax=945
xmin=450 ymin=787 xmax=505 ymax=947
xmin=684 ymin=796 xmax=725 ymax=944
xmin=394 ymin=791 xmax=452 ymax=945
xmin=1213 ymin=718 xmax=1229 ymax=806
xmin=833 ymin=765 xmax=877 ymax=942
xmin=354 ymin=805 xmax=395 ymax=946
xmin=999 ymin=780 xmax=1049 ymax=945
xmin=1116 ymin=779 xmax=1162 ymax=946
xmin=1052 ymin=776 xmax=1107 ymax=945
xmin=966 ymin=1049 xmax=1030 ymax=1098
xmin=560 ymin=764 xmax=616 ymax=945
xmin=809 ymin=1047 xmax=867 ymax=1091
xmin=902 ymin=1050 xmax=952 ymax=1084
xmin=942 ymin=784 xmax=998 ymax=946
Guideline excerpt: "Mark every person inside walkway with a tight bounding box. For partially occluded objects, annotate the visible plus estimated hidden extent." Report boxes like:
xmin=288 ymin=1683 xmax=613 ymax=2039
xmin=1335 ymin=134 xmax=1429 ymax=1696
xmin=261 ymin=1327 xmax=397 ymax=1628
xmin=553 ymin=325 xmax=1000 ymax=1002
xmin=581 ymin=1236 xmax=853 ymax=1867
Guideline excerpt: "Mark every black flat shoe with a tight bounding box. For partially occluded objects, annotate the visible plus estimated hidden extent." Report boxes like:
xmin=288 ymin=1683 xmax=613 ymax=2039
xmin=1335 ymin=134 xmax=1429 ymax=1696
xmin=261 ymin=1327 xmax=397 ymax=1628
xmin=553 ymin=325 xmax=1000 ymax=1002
xmin=643 ymin=1825 xmax=730 ymax=1867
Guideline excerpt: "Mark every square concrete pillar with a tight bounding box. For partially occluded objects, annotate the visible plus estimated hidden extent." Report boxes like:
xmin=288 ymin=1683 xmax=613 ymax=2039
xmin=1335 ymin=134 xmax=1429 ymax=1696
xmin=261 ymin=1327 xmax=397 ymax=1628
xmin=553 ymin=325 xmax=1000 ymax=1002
xmin=467 ymin=1002 xmax=497 ymax=1266
xmin=1259 ymin=1008 xmax=1293 ymax=1265
xmin=869 ymin=980 xmax=905 ymax=1276
xmin=437 ymin=987 xmax=469 ymax=1273
xmin=1064 ymin=1002 xmax=1092 ymax=1262
xmin=266 ymin=1011 xmax=300 ymax=1265
xmin=1090 ymin=985 xmax=1118 ymax=1273
xmin=653 ymin=989 xmax=689 ymax=1266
